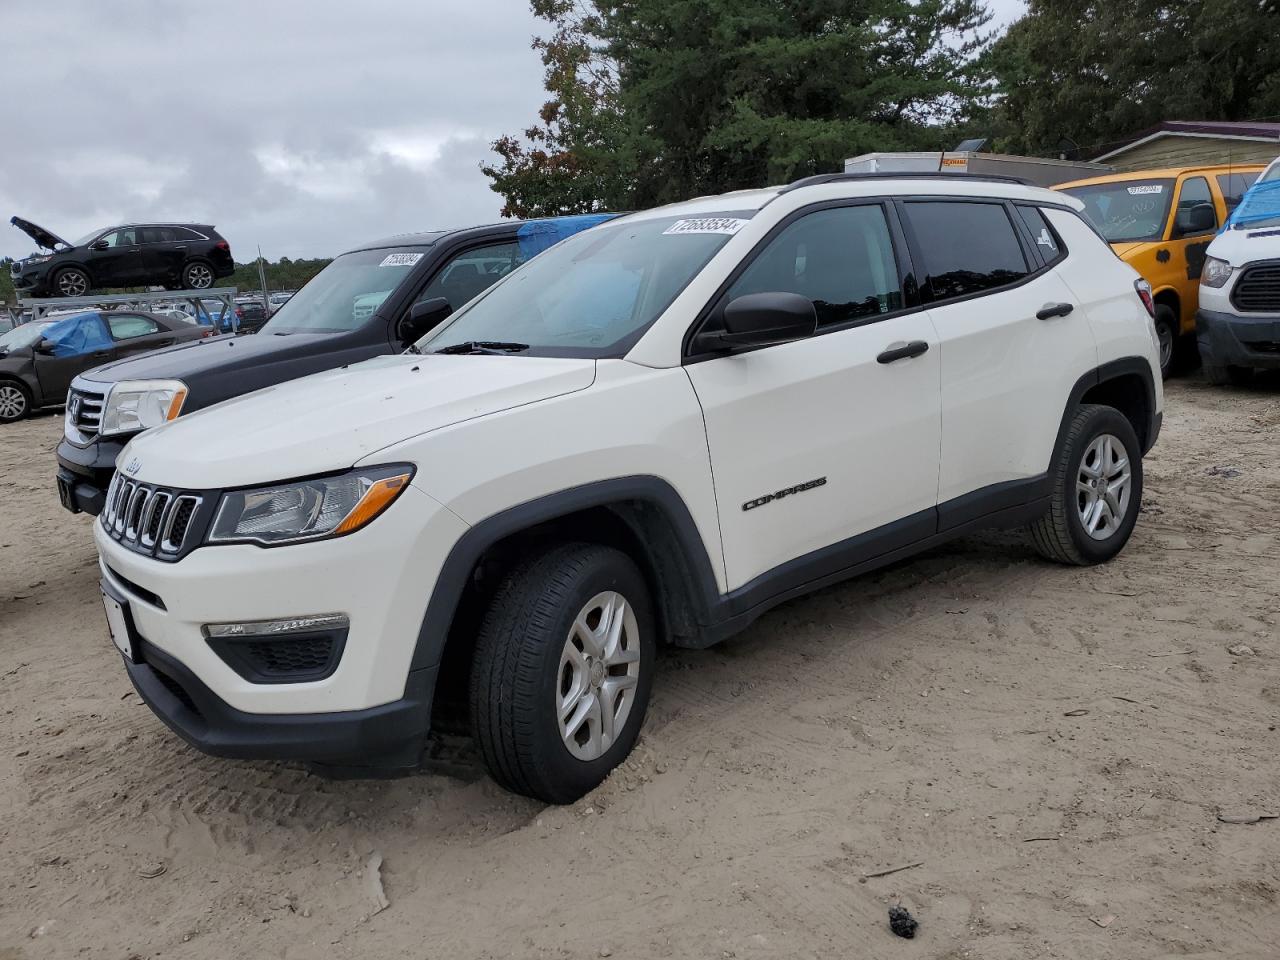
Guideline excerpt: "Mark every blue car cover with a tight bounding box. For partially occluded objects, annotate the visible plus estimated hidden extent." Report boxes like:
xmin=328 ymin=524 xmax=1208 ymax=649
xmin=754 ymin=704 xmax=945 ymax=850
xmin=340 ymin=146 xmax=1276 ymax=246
xmin=42 ymin=312 xmax=112 ymax=357
xmin=516 ymin=214 xmax=616 ymax=259
xmin=1223 ymin=180 xmax=1280 ymax=232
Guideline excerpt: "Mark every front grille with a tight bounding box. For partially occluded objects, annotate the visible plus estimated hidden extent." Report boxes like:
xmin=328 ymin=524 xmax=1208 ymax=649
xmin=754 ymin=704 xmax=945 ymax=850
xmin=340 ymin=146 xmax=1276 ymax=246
xmin=65 ymin=386 xmax=106 ymax=442
xmin=101 ymin=474 xmax=205 ymax=560
xmin=1232 ymin=261 xmax=1280 ymax=313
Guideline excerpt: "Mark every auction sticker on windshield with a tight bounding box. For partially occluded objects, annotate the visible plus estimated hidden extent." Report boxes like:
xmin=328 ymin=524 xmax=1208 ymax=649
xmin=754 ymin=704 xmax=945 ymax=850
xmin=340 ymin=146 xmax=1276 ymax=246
xmin=379 ymin=253 xmax=424 ymax=267
xmin=1127 ymin=185 xmax=1164 ymax=196
xmin=663 ymin=218 xmax=749 ymax=236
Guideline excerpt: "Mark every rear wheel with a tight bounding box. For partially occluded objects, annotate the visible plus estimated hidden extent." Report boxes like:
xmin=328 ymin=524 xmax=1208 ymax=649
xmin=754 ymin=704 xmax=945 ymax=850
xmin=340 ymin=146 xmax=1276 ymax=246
xmin=53 ymin=266 xmax=91 ymax=298
xmin=0 ymin=380 xmax=32 ymax=423
xmin=469 ymin=543 xmax=655 ymax=804
xmin=1028 ymin=404 xmax=1143 ymax=565
xmin=182 ymin=260 xmax=215 ymax=289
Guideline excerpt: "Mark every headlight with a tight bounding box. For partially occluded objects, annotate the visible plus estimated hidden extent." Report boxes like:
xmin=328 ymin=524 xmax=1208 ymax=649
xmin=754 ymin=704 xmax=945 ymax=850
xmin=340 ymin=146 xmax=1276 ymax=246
xmin=25 ymin=255 xmax=52 ymax=265
xmin=208 ymin=464 xmax=414 ymax=546
xmin=1201 ymin=256 xmax=1233 ymax=289
xmin=100 ymin=379 xmax=188 ymax=436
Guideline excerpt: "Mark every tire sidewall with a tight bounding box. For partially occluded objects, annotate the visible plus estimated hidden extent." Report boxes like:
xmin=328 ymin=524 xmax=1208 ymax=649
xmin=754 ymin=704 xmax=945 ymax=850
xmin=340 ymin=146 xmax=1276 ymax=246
xmin=528 ymin=551 xmax=656 ymax=801
xmin=1153 ymin=306 xmax=1176 ymax=379
xmin=1062 ymin=407 xmax=1143 ymax=563
xmin=0 ymin=379 xmax=31 ymax=422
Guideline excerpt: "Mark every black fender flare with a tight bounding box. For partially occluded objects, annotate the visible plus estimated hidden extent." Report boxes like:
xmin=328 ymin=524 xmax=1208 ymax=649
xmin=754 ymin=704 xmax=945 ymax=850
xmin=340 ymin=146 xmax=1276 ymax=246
xmin=407 ymin=476 xmax=723 ymax=673
xmin=1054 ymin=356 xmax=1160 ymax=456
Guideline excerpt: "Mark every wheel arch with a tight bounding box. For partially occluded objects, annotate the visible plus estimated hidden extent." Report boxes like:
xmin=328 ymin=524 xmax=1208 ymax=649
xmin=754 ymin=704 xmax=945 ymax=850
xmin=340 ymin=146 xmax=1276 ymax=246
xmin=1056 ymin=357 xmax=1159 ymax=458
xmin=414 ymin=477 xmax=723 ymax=717
xmin=1151 ymin=286 xmax=1180 ymax=319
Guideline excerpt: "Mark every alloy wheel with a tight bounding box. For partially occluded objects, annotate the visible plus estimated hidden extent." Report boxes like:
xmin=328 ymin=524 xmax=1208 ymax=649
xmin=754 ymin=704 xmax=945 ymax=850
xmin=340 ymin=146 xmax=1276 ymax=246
xmin=0 ymin=384 xmax=28 ymax=420
xmin=185 ymin=264 xmax=214 ymax=289
xmin=556 ymin=590 xmax=641 ymax=762
xmin=57 ymin=270 xmax=89 ymax=297
xmin=1076 ymin=433 xmax=1132 ymax=541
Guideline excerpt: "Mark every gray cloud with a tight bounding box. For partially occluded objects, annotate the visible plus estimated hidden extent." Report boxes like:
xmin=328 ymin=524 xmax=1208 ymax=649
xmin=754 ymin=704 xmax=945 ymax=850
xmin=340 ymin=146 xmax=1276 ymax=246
xmin=1 ymin=0 xmax=1029 ymax=263
xmin=0 ymin=0 xmax=547 ymax=261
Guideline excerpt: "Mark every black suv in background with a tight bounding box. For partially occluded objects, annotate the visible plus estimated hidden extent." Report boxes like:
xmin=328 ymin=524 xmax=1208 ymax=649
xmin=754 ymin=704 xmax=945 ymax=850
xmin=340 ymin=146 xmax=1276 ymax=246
xmin=55 ymin=214 xmax=613 ymax=514
xmin=9 ymin=217 xmax=235 ymax=297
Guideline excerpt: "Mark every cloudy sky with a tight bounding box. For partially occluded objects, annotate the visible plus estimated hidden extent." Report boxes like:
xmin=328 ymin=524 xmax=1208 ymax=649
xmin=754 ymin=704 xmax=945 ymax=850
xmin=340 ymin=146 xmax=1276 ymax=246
xmin=0 ymin=0 xmax=1026 ymax=263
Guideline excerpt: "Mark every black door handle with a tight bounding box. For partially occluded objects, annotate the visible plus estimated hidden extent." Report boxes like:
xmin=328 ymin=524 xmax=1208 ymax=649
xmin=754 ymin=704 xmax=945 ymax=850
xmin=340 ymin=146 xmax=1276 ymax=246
xmin=1036 ymin=302 xmax=1074 ymax=320
xmin=877 ymin=340 xmax=930 ymax=364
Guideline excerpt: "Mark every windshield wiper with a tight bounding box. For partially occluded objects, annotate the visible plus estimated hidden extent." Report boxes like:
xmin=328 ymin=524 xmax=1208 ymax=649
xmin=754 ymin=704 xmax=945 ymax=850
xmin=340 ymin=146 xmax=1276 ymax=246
xmin=430 ymin=340 xmax=530 ymax=355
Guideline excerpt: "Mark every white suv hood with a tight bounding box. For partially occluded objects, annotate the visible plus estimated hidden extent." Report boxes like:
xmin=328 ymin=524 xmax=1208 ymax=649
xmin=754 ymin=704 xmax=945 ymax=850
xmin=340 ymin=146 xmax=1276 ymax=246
xmin=1206 ymin=224 xmax=1280 ymax=267
xmin=120 ymin=353 xmax=597 ymax=489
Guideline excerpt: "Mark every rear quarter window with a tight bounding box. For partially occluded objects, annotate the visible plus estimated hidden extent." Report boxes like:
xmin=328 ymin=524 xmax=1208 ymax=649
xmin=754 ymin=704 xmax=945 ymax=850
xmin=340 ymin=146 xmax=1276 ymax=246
xmin=1014 ymin=206 xmax=1065 ymax=265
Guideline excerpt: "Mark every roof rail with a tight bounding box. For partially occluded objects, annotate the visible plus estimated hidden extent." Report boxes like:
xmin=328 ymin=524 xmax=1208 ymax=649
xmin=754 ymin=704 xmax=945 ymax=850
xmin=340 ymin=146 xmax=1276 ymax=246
xmin=778 ymin=171 xmax=1032 ymax=193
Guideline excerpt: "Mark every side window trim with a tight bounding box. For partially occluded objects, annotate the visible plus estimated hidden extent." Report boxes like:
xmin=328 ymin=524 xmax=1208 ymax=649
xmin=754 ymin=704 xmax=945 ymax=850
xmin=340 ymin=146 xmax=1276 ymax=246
xmin=681 ymin=198 xmax=911 ymax=363
xmin=895 ymin=197 xmax=1060 ymax=310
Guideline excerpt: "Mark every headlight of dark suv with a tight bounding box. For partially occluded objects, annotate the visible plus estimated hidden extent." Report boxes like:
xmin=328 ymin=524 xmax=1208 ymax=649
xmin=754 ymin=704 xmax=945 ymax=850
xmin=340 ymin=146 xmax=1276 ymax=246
xmin=208 ymin=465 xmax=414 ymax=546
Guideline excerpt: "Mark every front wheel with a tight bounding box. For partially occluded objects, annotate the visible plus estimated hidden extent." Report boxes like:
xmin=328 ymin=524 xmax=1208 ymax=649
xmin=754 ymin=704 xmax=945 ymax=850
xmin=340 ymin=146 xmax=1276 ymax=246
xmin=53 ymin=266 xmax=91 ymax=298
xmin=0 ymin=380 xmax=32 ymax=422
xmin=1028 ymin=404 xmax=1143 ymax=565
xmin=469 ymin=543 xmax=655 ymax=803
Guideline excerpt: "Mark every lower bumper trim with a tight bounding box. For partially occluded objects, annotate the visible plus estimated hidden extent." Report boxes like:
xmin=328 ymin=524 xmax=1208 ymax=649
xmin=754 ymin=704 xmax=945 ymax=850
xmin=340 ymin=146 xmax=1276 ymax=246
xmin=126 ymin=638 xmax=435 ymax=767
xmin=1197 ymin=308 xmax=1280 ymax=368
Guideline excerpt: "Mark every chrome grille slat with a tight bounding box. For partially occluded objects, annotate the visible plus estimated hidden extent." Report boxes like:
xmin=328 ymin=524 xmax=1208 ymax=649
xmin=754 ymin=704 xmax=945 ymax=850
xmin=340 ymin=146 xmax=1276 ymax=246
xmin=65 ymin=386 xmax=108 ymax=443
xmin=101 ymin=479 xmax=203 ymax=559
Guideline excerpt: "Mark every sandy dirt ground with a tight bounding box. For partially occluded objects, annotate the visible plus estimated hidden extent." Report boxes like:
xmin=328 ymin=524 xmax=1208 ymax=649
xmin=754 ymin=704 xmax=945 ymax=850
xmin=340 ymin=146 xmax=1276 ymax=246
xmin=1 ymin=377 xmax=1278 ymax=960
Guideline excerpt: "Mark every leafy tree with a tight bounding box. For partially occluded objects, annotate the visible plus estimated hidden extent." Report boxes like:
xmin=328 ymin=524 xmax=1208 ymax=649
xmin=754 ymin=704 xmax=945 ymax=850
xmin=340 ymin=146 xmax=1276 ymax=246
xmin=986 ymin=0 xmax=1280 ymax=157
xmin=486 ymin=0 xmax=995 ymax=216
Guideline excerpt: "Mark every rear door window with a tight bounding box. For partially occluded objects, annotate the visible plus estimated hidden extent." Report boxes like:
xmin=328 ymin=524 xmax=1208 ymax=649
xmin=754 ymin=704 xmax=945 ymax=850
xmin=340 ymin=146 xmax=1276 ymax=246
xmin=107 ymin=313 xmax=162 ymax=339
xmin=901 ymin=201 xmax=1029 ymax=302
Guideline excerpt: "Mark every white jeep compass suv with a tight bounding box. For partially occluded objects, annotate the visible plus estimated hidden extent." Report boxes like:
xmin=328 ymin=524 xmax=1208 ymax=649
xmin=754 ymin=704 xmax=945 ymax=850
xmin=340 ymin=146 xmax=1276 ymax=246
xmin=94 ymin=174 xmax=1163 ymax=802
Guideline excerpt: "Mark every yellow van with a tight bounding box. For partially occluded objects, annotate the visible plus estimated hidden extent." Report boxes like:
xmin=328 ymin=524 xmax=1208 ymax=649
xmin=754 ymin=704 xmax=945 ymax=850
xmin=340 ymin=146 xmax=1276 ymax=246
xmin=1055 ymin=165 xmax=1264 ymax=377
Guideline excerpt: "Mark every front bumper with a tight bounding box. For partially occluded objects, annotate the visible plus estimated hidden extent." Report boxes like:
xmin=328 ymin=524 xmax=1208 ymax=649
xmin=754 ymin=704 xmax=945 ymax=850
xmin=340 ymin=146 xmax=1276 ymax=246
xmin=1196 ymin=308 xmax=1280 ymax=370
xmin=125 ymin=632 xmax=437 ymax=766
xmin=56 ymin=433 xmax=128 ymax=515
xmin=93 ymin=482 xmax=468 ymax=761
xmin=11 ymin=264 xmax=50 ymax=294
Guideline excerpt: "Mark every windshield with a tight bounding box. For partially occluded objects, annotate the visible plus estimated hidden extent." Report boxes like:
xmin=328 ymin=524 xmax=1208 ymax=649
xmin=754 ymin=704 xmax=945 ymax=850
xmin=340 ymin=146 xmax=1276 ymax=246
xmin=420 ymin=214 xmax=745 ymax=358
xmin=260 ymin=246 xmax=431 ymax=335
xmin=71 ymin=230 xmax=101 ymax=247
xmin=1061 ymin=179 xmax=1175 ymax=243
xmin=0 ymin=320 xmax=54 ymax=352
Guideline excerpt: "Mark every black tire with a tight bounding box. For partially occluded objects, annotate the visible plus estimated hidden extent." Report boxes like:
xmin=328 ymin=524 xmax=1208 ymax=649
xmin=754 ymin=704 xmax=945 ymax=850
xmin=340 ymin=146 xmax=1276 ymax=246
xmin=1028 ymin=404 xmax=1143 ymax=566
xmin=0 ymin=379 xmax=32 ymax=423
xmin=1153 ymin=306 xmax=1178 ymax=379
xmin=469 ymin=542 xmax=656 ymax=804
xmin=52 ymin=266 xmax=91 ymax=298
xmin=1201 ymin=357 xmax=1254 ymax=386
xmin=182 ymin=259 xmax=215 ymax=289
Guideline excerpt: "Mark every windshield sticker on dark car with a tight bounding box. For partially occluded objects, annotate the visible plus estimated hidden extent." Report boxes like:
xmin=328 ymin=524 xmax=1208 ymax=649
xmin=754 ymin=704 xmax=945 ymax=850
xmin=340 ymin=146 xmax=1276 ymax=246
xmin=379 ymin=253 xmax=424 ymax=267
xmin=663 ymin=218 xmax=749 ymax=236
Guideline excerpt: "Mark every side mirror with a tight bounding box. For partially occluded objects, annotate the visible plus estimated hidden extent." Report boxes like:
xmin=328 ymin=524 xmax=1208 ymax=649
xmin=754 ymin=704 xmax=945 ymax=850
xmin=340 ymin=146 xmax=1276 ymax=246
xmin=89 ymin=239 xmax=109 ymax=251
xmin=1175 ymin=203 xmax=1216 ymax=237
xmin=34 ymin=338 xmax=56 ymax=355
xmin=700 ymin=292 xmax=817 ymax=351
xmin=397 ymin=296 xmax=452 ymax=345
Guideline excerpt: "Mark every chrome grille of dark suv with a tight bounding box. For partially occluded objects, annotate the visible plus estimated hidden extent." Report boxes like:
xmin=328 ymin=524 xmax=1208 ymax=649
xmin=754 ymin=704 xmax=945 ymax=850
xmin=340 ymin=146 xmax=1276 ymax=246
xmin=101 ymin=474 xmax=203 ymax=559
xmin=65 ymin=386 xmax=106 ymax=442
xmin=1232 ymin=261 xmax=1280 ymax=313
